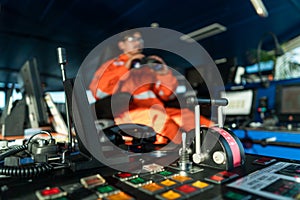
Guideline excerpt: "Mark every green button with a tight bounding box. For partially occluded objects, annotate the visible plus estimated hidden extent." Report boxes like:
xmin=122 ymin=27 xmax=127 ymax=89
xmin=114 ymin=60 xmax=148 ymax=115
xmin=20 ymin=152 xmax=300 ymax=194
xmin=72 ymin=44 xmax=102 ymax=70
xmin=130 ymin=177 xmax=146 ymax=185
xmin=159 ymin=171 xmax=173 ymax=176
xmin=96 ymin=185 xmax=116 ymax=194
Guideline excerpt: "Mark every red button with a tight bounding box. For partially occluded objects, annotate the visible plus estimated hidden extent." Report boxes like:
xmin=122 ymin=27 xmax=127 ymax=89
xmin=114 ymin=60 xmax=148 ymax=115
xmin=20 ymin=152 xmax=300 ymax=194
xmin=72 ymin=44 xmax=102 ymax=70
xmin=117 ymin=172 xmax=133 ymax=178
xmin=41 ymin=187 xmax=61 ymax=196
xmin=176 ymin=184 xmax=197 ymax=194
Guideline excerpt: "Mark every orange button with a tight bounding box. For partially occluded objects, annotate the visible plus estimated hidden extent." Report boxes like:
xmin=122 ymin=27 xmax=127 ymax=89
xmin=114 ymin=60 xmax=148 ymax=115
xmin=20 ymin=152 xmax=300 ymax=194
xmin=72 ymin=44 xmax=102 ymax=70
xmin=160 ymin=190 xmax=182 ymax=199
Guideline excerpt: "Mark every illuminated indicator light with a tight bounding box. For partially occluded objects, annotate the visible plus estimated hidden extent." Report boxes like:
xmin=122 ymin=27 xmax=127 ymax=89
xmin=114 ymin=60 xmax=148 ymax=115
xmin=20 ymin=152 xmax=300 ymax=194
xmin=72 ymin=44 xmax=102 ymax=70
xmin=80 ymin=174 xmax=106 ymax=189
xmin=210 ymin=175 xmax=224 ymax=181
xmin=141 ymin=183 xmax=164 ymax=192
xmin=116 ymin=172 xmax=133 ymax=178
xmin=106 ymin=191 xmax=134 ymax=200
xmin=258 ymin=107 xmax=266 ymax=112
xmin=192 ymin=181 xmax=210 ymax=189
xmin=159 ymin=171 xmax=173 ymax=176
xmin=171 ymin=175 xmax=193 ymax=183
xmin=160 ymin=179 xmax=177 ymax=187
xmin=175 ymin=184 xmax=197 ymax=194
xmin=41 ymin=187 xmax=61 ymax=196
xmin=129 ymin=177 xmax=147 ymax=184
xmin=258 ymin=107 xmax=267 ymax=112
xmin=96 ymin=185 xmax=117 ymax=194
xmin=86 ymin=178 xmax=99 ymax=185
xmin=218 ymin=171 xmax=233 ymax=176
xmin=36 ymin=187 xmax=67 ymax=200
xmin=160 ymin=190 xmax=182 ymax=199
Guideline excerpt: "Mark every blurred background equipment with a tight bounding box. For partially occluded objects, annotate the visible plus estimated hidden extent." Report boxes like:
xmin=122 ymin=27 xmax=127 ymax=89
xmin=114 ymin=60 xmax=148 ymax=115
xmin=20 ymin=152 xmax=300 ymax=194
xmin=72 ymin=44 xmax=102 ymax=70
xmin=2 ymin=58 xmax=49 ymax=136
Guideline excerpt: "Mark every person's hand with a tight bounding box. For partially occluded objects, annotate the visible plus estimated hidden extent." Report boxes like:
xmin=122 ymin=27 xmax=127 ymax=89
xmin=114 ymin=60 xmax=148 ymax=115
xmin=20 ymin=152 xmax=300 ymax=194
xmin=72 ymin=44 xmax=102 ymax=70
xmin=147 ymin=55 xmax=169 ymax=75
xmin=125 ymin=53 xmax=145 ymax=69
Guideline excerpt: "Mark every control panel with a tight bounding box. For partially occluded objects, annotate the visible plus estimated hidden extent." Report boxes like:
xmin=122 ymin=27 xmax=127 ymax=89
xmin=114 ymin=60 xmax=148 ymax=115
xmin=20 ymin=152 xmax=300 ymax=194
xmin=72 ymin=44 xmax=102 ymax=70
xmin=1 ymin=154 xmax=299 ymax=199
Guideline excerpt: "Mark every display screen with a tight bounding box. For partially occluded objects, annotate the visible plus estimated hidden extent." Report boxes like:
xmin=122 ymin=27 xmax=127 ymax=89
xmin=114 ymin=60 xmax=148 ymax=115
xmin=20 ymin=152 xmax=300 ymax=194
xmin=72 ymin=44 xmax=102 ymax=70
xmin=280 ymin=86 xmax=300 ymax=114
xmin=275 ymin=46 xmax=300 ymax=80
xmin=276 ymin=84 xmax=300 ymax=123
xmin=245 ymin=60 xmax=274 ymax=74
xmin=20 ymin=58 xmax=49 ymax=127
xmin=220 ymin=89 xmax=254 ymax=116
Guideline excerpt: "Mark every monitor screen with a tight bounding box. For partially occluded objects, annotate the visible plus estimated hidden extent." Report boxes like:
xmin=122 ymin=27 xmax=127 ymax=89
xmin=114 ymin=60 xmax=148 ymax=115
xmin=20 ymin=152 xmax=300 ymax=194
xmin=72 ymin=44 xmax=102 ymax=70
xmin=220 ymin=89 xmax=254 ymax=116
xmin=19 ymin=58 xmax=49 ymax=128
xmin=0 ymin=91 xmax=5 ymax=109
xmin=276 ymin=83 xmax=300 ymax=123
xmin=245 ymin=60 xmax=274 ymax=74
xmin=275 ymin=46 xmax=300 ymax=80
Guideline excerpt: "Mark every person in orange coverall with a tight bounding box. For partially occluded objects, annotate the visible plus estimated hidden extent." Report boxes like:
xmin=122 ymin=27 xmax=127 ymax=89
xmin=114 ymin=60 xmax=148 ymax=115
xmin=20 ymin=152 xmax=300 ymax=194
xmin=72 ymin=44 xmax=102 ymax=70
xmin=89 ymin=30 xmax=213 ymax=144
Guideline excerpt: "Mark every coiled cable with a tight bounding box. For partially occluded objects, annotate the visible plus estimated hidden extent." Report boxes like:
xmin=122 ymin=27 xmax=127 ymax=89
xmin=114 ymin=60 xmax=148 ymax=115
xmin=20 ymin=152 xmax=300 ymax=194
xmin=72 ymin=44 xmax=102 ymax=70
xmin=0 ymin=131 xmax=55 ymax=177
xmin=0 ymin=163 xmax=53 ymax=178
xmin=0 ymin=144 xmax=28 ymax=161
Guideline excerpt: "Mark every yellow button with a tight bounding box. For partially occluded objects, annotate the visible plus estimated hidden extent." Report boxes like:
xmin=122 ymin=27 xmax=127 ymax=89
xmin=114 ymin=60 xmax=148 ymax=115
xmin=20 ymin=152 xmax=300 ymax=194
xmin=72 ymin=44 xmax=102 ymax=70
xmin=192 ymin=181 xmax=210 ymax=189
xmin=105 ymin=191 xmax=134 ymax=200
xmin=141 ymin=183 xmax=164 ymax=192
xmin=160 ymin=190 xmax=182 ymax=199
xmin=171 ymin=175 xmax=193 ymax=183
xmin=160 ymin=179 xmax=177 ymax=187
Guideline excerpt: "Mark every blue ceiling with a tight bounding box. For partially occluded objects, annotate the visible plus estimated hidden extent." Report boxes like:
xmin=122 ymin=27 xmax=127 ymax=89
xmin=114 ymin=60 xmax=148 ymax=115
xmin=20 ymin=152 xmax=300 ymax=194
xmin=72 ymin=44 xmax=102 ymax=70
xmin=0 ymin=0 xmax=300 ymax=90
